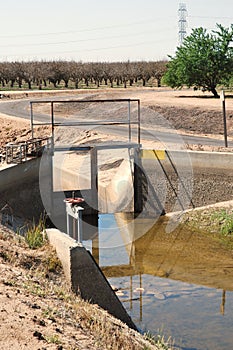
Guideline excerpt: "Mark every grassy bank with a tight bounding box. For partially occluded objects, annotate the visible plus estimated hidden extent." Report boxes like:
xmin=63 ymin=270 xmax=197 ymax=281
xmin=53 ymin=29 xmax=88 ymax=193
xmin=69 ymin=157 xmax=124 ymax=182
xmin=182 ymin=206 xmax=233 ymax=249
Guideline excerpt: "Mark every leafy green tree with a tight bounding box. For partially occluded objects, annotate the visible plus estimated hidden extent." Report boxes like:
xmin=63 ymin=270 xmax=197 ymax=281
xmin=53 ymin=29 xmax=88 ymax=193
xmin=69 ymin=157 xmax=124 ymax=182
xmin=163 ymin=24 xmax=233 ymax=97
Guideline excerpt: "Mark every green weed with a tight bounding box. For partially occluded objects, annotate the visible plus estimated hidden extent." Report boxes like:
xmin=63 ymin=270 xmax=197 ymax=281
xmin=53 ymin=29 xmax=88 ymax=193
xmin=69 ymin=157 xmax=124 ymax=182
xmin=45 ymin=334 xmax=61 ymax=345
xmin=24 ymin=218 xmax=46 ymax=249
xmin=211 ymin=209 xmax=233 ymax=236
xmin=144 ymin=331 xmax=174 ymax=349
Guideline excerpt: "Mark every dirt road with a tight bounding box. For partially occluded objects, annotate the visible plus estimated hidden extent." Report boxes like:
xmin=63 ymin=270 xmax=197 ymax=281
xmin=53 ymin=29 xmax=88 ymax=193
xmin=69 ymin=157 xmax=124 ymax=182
xmin=0 ymin=87 xmax=233 ymax=145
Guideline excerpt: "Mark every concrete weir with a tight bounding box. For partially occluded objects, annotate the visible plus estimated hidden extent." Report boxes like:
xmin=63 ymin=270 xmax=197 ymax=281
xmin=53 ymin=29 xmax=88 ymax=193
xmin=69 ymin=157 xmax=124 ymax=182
xmin=46 ymin=228 xmax=137 ymax=330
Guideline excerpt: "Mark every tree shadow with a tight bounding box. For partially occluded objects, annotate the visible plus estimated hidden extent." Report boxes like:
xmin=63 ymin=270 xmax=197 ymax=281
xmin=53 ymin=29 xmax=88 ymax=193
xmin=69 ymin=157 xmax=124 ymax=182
xmin=177 ymin=95 xmax=218 ymax=99
xmin=177 ymin=94 xmax=233 ymax=99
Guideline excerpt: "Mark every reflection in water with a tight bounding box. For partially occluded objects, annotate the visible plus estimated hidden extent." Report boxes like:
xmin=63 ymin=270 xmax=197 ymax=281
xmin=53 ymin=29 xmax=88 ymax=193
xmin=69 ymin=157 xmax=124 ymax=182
xmin=220 ymin=290 xmax=226 ymax=316
xmin=82 ymin=213 xmax=233 ymax=350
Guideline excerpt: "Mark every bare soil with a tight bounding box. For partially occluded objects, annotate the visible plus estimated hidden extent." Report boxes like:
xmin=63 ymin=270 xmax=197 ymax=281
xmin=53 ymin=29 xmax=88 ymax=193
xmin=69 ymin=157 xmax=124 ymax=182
xmin=1 ymin=87 xmax=233 ymax=151
xmin=0 ymin=227 xmax=158 ymax=350
xmin=0 ymin=115 xmax=30 ymax=149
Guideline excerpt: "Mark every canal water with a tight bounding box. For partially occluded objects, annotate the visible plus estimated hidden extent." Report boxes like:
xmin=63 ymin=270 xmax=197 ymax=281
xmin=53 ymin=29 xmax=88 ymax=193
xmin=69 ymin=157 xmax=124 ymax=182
xmin=82 ymin=213 xmax=233 ymax=350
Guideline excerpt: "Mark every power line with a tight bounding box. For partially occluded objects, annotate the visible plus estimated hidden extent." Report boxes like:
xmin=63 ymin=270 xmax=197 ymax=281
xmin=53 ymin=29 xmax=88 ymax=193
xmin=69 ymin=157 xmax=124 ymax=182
xmin=0 ymin=27 xmax=175 ymax=48
xmin=188 ymin=15 xmax=233 ymax=20
xmin=0 ymin=37 xmax=176 ymax=59
xmin=0 ymin=17 xmax=170 ymax=39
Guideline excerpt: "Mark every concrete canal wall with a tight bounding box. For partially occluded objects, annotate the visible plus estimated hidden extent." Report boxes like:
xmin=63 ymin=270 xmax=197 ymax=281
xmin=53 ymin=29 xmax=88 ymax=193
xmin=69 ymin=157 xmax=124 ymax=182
xmin=46 ymin=228 xmax=137 ymax=330
xmin=0 ymin=158 xmax=43 ymax=220
xmin=140 ymin=150 xmax=233 ymax=213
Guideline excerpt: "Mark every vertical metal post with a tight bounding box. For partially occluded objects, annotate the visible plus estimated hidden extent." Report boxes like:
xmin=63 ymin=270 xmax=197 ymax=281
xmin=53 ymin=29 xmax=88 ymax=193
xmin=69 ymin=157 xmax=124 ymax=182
xmin=220 ymin=90 xmax=228 ymax=148
xmin=51 ymin=102 xmax=55 ymax=143
xmin=77 ymin=207 xmax=84 ymax=243
xmin=137 ymin=100 xmax=141 ymax=145
xmin=67 ymin=212 xmax=70 ymax=236
xmin=49 ymin=147 xmax=54 ymax=218
xmin=91 ymin=147 xmax=98 ymax=213
xmin=30 ymin=102 xmax=34 ymax=139
xmin=128 ymin=100 xmax=131 ymax=142
xmin=133 ymin=147 xmax=143 ymax=213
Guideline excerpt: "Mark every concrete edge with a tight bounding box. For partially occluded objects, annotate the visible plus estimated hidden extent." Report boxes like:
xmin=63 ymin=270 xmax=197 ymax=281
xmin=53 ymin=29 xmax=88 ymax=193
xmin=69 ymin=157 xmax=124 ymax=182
xmin=164 ymin=149 xmax=233 ymax=170
xmin=46 ymin=228 xmax=137 ymax=330
xmin=165 ymin=199 xmax=233 ymax=219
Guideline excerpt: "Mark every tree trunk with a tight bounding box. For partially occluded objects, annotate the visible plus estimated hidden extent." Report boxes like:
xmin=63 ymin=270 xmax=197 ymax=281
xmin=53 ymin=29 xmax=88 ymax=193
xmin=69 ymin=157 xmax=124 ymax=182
xmin=50 ymin=79 xmax=57 ymax=88
xmin=18 ymin=79 xmax=22 ymax=88
xmin=210 ymin=87 xmax=219 ymax=98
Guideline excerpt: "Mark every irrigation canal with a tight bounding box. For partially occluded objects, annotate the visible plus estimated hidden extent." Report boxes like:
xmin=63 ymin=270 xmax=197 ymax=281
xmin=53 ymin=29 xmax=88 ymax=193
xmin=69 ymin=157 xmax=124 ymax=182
xmin=82 ymin=213 xmax=233 ymax=350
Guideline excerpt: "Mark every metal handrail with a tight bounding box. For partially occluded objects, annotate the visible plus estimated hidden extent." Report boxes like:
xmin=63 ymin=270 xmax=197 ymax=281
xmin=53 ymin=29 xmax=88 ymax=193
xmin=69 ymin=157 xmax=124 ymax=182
xmin=30 ymin=98 xmax=141 ymax=145
xmin=4 ymin=137 xmax=50 ymax=164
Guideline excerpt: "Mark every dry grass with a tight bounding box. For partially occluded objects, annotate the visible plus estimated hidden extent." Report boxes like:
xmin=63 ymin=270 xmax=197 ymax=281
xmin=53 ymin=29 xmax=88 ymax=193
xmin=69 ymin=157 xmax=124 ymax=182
xmin=0 ymin=225 xmax=169 ymax=350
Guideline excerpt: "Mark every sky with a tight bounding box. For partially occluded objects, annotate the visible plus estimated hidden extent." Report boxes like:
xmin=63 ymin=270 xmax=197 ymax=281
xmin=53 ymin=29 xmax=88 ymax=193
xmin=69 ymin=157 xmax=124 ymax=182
xmin=1 ymin=0 xmax=233 ymax=62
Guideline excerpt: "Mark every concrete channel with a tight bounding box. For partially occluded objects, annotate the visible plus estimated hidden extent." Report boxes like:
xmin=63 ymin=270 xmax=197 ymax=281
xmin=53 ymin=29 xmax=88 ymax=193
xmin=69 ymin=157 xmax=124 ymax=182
xmin=0 ymin=148 xmax=232 ymax=329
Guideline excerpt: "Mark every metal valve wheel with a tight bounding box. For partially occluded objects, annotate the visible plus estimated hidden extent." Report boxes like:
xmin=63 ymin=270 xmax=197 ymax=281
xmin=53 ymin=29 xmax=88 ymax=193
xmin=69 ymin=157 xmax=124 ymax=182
xmin=63 ymin=197 xmax=84 ymax=205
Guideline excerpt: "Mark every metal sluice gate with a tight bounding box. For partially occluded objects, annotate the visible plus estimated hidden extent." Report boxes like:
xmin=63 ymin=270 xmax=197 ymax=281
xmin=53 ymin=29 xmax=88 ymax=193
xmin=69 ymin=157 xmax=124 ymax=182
xmin=28 ymin=98 xmax=142 ymax=240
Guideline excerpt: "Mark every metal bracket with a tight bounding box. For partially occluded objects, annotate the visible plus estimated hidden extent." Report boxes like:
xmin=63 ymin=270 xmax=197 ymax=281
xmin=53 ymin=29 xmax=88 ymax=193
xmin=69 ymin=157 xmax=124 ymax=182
xmin=64 ymin=198 xmax=84 ymax=243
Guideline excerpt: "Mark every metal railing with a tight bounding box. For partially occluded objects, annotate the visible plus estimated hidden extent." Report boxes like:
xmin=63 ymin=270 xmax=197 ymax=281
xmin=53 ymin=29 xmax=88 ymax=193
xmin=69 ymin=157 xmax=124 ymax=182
xmin=4 ymin=137 xmax=50 ymax=164
xmin=29 ymin=98 xmax=141 ymax=145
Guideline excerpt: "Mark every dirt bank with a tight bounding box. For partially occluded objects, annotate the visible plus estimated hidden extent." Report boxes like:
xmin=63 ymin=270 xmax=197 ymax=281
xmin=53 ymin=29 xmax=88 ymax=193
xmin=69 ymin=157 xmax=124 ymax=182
xmin=0 ymin=226 xmax=160 ymax=350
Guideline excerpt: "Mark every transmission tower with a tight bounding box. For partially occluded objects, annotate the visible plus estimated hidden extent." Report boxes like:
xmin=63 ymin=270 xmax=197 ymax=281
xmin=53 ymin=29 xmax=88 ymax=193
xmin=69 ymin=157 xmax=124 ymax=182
xmin=178 ymin=3 xmax=187 ymax=46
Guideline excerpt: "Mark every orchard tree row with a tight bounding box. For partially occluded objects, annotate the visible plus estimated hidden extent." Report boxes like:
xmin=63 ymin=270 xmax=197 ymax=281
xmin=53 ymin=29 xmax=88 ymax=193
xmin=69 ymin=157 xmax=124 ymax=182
xmin=0 ymin=60 xmax=167 ymax=90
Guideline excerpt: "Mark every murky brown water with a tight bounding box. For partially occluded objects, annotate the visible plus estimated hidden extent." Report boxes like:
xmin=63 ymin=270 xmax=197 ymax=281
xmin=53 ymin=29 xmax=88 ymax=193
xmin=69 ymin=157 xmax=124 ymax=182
xmin=83 ymin=213 xmax=233 ymax=350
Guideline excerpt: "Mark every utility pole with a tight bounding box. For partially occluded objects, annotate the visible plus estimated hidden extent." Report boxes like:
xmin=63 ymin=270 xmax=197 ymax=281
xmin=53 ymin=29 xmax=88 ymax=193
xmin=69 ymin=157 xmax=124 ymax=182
xmin=220 ymin=90 xmax=228 ymax=148
xmin=178 ymin=3 xmax=188 ymax=46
